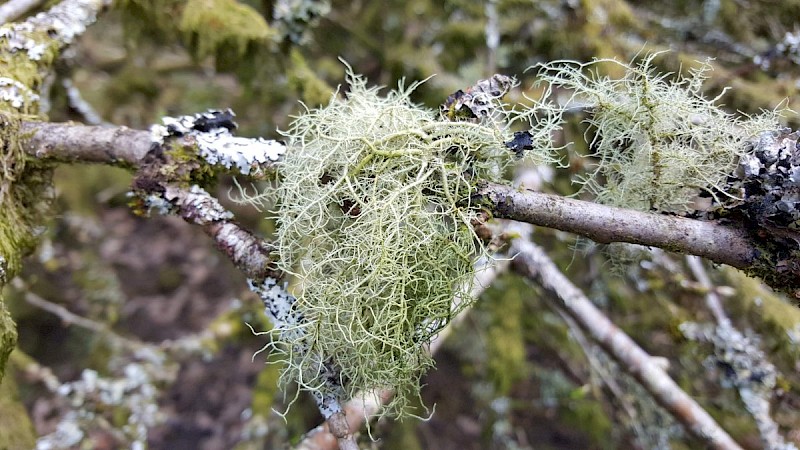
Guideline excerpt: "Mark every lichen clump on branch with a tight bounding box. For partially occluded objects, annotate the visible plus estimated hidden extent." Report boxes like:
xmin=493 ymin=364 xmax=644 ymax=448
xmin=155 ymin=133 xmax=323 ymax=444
xmin=536 ymin=55 xmax=781 ymax=213
xmin=264 ymin=68 xmax=557 ymax=414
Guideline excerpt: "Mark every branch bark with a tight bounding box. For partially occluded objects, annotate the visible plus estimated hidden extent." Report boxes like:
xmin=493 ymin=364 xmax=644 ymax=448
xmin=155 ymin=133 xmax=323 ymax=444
xmin=508 ymin=226 xmax=744 ymax=450
xmin=478 ymin=182 xmax=758 ymax=270
xmin=0 ymin=0 xmax=45 ymax=24
xmin=21 ymin=121 xmax=151 ymax=166
xmin=159 ymin=184 xmax=281 ymax=280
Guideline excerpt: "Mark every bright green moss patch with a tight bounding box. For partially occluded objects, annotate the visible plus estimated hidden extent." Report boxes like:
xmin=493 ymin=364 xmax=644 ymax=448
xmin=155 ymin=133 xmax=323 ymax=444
xmin=286 ymin=48 xmax=333 ymax=107
xmin=180 ymin=0 xmax=274 ymax=60
xmin=118 ymin=0 xmax=274 ymax=62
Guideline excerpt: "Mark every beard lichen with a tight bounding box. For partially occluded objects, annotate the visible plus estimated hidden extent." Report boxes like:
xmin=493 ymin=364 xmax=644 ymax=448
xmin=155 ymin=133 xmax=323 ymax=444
xmin=254 ymin=68 xmax=558 ymax=416
xmin=536 ymin=55 xmax=781 ymax=213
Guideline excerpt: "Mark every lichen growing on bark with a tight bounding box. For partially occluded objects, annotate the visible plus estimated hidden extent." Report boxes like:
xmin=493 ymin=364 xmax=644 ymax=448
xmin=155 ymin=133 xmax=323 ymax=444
xmin=252 ymin=68 xmax=560 ymax=415
xmin=536 ymin=55 xmax=781 ymax=212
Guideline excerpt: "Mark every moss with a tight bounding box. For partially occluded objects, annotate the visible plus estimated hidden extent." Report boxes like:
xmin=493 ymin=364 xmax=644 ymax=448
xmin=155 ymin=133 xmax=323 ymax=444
xmin=102 ymin=62 xmax=161 ymax=107
xmin=560 ymin=396 xmax=614 ymax=448
xmin=286 ymin=48 xmax=333 ymax=107
xmin=0 ymin=7 xmax=91 ymax=379
xmin=379 ymin=417 xmax=424 ymax=450
xmin=251 ymin=360 xmax=282 ymax=419
xmin=162 ymin=139 xmax=222 ymax=185
xmin=486 ymin=285 xmax=527 ymax=395
xmin=116 ymin=0 xmax=187 ymax=44
xmin=0 ymin=110 xmax=53 ymax=277
xmin=179 ymin=0 xmax=274 ymax=60
xmin=0 ymin=300 xmax=16 ymax=383
xmin=0 ymin=363 xmax=37 ymax=450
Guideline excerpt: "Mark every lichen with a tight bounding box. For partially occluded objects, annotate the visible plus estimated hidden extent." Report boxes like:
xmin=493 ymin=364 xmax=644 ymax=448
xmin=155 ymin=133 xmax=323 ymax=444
xmin=535 ymin=54 xmax=781 ymax=212
xmin=250 ymin=67 xmax=560 ymax=416
xmin=272 ymin=0 xmax=331 ymax=44
xmin=151 ymin=109 xmax=286 ymax=176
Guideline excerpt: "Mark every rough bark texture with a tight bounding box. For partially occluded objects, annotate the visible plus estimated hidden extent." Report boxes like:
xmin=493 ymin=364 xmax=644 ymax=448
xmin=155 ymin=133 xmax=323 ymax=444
xmin=21 ymin=121 xmax=150 ymax=167
xmin=478 ymin=182 xmax=757 ymax=268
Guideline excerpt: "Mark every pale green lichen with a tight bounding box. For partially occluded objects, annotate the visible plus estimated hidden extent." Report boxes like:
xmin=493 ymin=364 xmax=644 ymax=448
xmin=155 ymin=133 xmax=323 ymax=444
xmin=536 ymin=54 xmax=781 ymax=212
xmin=250 ymin=67 xmax=560 ymax=415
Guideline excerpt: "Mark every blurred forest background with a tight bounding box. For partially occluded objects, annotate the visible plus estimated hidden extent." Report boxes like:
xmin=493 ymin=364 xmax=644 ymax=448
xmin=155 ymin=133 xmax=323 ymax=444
xmin=3 ymin=0 xmax=800 ymax=449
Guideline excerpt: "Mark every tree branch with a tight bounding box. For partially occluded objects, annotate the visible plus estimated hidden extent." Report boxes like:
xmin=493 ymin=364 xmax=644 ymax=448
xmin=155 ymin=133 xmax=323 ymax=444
xmin=478 ymin=182 xmax=757 ymax=270
xmin=0 ymin=0 xmax=45 ymax=24
xmin=158 ymin=184 xmax=281 ymax=280
xmin=508 ymin=224 xmax=744 ymax=450
xmin=21 ymin=121 xmax=151 ymax=166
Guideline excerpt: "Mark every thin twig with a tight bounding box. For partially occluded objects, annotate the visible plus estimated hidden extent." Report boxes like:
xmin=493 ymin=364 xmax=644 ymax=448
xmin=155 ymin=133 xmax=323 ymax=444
xmin=507 ymin=223 xmax=744 ymax=450
xmin=0 ymin=0 xmax=45 ymax=24
xmin=63 ymin=78 xmax=107 ymax=126
xmin=686 ymin=255 xmax=731 ymax=326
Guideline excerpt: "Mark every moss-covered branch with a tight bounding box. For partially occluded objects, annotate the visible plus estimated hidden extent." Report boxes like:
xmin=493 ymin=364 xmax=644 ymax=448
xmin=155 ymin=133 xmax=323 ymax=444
xmin=0 ymin=0 xmax=111 ymax=384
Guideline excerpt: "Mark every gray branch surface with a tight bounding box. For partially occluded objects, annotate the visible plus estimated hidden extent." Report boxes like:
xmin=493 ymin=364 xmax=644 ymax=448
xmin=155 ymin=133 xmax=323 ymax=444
xmin=21 ymin=121 xmax=151 ymax=166
xmin=509 ymin=231 xmax=744 ymax=450
xmin=161 ymin=184 xmax=281 ymax=281
xmin=478 ymin=182 xmax=758 ymax=270
xmin=0 ymin=0 xmax=45 ymax=24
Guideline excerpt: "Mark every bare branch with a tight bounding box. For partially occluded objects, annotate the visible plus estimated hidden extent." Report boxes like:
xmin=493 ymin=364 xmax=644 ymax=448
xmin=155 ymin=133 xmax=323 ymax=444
xmin=508 ymin=225 xmax=744 ymax=450
xmin=158 ymin=184 xmax=281 ymax=280
xmin=687 ymin=255 xmax=731 ymax=326
xmin=0 ymin=0 xmax=44 ymax=24
xmin=478 ymin=182 xmax=757 ymax=269
xmin=21 ymin=121 xmax=151 ymax=166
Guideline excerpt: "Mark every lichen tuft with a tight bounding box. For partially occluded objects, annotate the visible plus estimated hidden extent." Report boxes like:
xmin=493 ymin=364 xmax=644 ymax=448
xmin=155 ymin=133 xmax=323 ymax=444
xmin=536 ymin=54 xmax=781 ymax=212
xmin=257 ymin=67 xmax=560 ymax=415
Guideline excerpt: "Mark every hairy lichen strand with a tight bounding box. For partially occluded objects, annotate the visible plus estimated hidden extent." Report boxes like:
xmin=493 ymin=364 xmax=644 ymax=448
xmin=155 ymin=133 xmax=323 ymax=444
xmin=254 ymin=68 xmax=561 ymax=416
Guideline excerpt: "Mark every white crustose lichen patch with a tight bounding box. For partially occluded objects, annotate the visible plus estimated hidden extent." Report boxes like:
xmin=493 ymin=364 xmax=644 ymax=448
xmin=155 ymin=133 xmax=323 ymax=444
xmin=0 ymin=77 xmax=39 ymax=109
xmin=0 ymin=24 xmax=46 ymax=61
xmin=151 ymin=109 xmax=286 ymax=175
xmin=178 ymin=185 xmax=235 ymax=223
